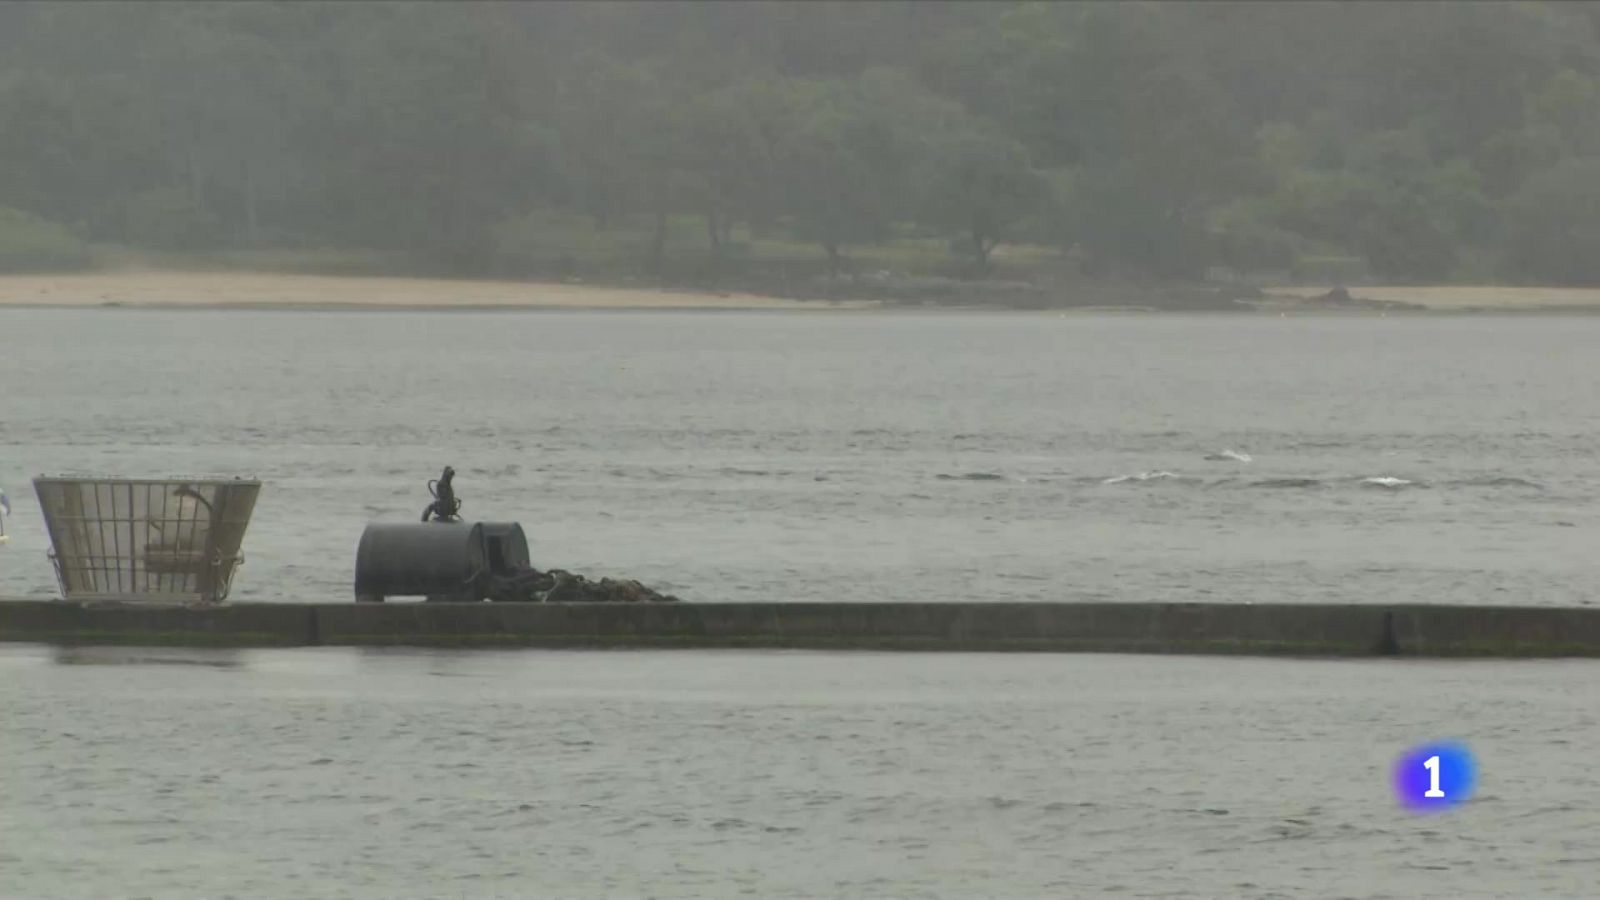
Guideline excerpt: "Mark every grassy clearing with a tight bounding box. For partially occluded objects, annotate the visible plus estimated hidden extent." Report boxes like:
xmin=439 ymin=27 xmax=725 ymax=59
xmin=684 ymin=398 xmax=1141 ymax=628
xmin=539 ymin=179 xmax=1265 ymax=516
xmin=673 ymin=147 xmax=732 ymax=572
xmin=73 ymin=213 xmax=1059 ymax=293
xmin=489 ymin=210 xmax=1058 ymax=280
xmin=89 ymin=244 xmax=408 ymax=277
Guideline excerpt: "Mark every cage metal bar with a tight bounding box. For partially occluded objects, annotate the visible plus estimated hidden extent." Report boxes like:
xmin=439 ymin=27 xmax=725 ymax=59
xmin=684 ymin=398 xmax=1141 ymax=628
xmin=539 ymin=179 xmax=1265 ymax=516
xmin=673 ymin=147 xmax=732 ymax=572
xmin=156 ymin=483 xmax=168 ymax=595
xmin=33 ymin=477 xmax=260 ymax=604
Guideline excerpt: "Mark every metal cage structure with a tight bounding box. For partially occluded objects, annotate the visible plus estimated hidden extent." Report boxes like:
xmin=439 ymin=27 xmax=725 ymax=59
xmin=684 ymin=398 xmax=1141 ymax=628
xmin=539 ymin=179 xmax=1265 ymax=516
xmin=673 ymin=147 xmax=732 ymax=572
xmin=33 ymin=476 xmax=261 ymax=604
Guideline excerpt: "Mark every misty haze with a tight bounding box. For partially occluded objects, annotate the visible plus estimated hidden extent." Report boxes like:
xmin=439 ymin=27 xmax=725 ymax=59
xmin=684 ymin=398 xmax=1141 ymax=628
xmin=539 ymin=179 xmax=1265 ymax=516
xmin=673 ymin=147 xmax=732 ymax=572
xmin=1 ymin=3 xmax=1598 ymax=899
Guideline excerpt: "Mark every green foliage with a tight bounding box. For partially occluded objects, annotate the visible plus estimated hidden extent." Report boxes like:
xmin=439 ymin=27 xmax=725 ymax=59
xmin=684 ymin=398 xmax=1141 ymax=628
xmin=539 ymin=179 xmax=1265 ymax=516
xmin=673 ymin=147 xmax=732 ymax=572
xmin=918 ymin=130 xmax=1046 ymax=272
xmin=1503 ymin=157 xmax=1600 ymax=284
xmin=779 ymin=78 xmax=908 ymax=271
xmin=0 ymin=207 xmax=90 ymax=272
xmin=1529 ymin=69 xmax=1600 ymax=156
xmin=0 ymin=1 xmax=1598 ymax=284
xmin=1062 ymin=164 xmax=1213 ymax=278
xmin=1207 ymin=200 xmax=1299 ymax=273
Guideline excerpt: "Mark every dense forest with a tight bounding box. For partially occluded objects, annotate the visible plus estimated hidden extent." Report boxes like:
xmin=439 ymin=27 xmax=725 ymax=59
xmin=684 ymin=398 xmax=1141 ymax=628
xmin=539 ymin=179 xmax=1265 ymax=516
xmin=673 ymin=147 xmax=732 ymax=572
xmin=3 ymin=1 xmax=1600 ymax=288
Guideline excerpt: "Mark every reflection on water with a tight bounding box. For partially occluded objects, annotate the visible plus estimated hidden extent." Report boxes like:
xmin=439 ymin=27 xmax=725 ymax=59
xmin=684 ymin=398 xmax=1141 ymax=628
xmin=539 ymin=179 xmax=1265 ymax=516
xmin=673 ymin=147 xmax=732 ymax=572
xmin=50 ymin=645 xmax=246 ymax=670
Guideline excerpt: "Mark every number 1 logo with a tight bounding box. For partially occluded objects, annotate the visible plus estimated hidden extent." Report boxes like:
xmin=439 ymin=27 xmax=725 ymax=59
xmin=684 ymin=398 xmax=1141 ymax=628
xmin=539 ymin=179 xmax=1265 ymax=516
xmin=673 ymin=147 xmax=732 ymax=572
xmin=1394 ymin=742 xmax=1475 ymax=813
xmin=1423 ymin=755 xmax=1444 ymax=798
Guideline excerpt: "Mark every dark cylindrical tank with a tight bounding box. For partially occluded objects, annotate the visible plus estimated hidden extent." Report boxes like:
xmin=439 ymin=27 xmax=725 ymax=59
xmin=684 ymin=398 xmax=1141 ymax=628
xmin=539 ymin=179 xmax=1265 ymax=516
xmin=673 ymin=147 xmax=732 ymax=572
xmin=478 ymin=522 xmax=531 ymax=575
xmin=354 ymin=522 xmax=487 ymax=603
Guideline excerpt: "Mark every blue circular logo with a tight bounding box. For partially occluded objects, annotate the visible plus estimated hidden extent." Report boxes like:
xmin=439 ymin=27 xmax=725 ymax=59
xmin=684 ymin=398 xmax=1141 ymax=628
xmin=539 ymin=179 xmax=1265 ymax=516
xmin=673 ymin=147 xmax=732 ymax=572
xmin=1392 ymin=741 xmax=1476 ymax=813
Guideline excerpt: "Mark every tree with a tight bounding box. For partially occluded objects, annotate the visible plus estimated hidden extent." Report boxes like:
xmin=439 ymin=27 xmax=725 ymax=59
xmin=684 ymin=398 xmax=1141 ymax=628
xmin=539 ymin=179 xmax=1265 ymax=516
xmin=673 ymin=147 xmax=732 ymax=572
xmin=553 ymin=56 xmax=659 ymax=232
xmin=1503 ymin=157 xmax=1600 ymax=284
xmin=291 ymin=3 xmax=531 ymax=270
xmin=780 ymin=80 xmax=905 ymax=279
xmin=918 ymin=130 xmax=1046 ymax=273
xmin=677 ymin=87 xmax=769 ymax=260
xmin=2 ymin=0 xmax=1600 ymax=286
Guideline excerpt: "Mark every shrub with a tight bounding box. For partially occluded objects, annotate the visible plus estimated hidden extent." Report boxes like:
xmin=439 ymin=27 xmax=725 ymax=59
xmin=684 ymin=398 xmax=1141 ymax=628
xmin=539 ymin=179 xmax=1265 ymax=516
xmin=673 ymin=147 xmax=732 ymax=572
xmin=0 ymin=207 xmax=91 ymax=272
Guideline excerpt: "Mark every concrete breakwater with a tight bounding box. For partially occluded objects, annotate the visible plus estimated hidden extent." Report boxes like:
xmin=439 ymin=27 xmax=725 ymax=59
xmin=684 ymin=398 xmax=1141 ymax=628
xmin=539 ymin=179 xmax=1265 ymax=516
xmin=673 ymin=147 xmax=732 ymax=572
xmin=1 ymin=600 xmax=1599 ymax=656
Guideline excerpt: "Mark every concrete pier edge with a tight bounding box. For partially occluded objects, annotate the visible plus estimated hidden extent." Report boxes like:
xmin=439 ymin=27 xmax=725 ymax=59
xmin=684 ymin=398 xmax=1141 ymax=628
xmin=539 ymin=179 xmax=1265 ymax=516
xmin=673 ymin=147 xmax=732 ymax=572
xmin=1 ymin=600 xmax=1598 ymax=657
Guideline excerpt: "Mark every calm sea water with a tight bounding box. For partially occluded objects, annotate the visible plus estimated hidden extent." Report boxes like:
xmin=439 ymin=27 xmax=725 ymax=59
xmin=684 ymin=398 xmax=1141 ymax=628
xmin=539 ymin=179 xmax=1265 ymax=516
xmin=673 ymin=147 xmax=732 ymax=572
xmin=0 ymin=309 xmax=1595 ymax=605
xmin=1 ymin=645 xmax=1597 ymax=899
xmin=2 ymin=308 xmax=1599 ymax=898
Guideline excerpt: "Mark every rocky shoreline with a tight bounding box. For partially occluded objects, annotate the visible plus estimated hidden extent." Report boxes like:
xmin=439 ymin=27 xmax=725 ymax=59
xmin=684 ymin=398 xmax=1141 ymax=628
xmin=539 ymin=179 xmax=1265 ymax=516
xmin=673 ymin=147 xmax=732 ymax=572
xmin=668 ymin=267 xmax=1265 ymax=311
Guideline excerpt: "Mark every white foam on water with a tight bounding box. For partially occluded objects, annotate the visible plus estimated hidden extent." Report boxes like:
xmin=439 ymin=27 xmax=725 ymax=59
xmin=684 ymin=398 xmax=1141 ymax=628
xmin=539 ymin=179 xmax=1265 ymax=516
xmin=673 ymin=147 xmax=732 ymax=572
xmin=1104 ymin=470 xmax=1181 ymax=484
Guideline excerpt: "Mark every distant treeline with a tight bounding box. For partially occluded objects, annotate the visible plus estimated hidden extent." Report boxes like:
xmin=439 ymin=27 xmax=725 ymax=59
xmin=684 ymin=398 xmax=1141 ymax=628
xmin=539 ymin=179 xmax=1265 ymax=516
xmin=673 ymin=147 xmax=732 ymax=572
xmin=3 ymin=1 xmax=1600 ymax=284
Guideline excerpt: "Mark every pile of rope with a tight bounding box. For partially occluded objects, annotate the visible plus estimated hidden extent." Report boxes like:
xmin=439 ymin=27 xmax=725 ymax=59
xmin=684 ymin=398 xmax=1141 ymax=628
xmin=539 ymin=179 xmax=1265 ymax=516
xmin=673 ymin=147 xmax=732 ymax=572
xmin=486 ymin=567 xmax=679 ymax=603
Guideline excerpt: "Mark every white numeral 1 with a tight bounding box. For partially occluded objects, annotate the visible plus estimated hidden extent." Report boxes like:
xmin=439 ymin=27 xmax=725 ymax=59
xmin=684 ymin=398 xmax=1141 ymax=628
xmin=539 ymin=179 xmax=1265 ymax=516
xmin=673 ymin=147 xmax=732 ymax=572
xmin=1423 ymin=755 xmax=1445 ymax=797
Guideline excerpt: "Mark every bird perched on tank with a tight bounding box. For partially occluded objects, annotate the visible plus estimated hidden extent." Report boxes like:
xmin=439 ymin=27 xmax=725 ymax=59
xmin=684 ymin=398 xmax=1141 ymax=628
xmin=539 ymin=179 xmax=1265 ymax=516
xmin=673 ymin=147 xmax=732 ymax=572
xmin=421 ymin=466 xmax=462 ymax=523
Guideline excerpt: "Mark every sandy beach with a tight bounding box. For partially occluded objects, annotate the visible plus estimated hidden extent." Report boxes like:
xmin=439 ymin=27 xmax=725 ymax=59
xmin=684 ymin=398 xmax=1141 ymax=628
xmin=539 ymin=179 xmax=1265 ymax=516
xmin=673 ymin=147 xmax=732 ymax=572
xmin=1263 ymin=284 xmax=1600 ymax=311
xmin=0 ymin=271 xmax=864 ymax=311
xmin=3 ymin=270 xmax=1599 ymax=313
